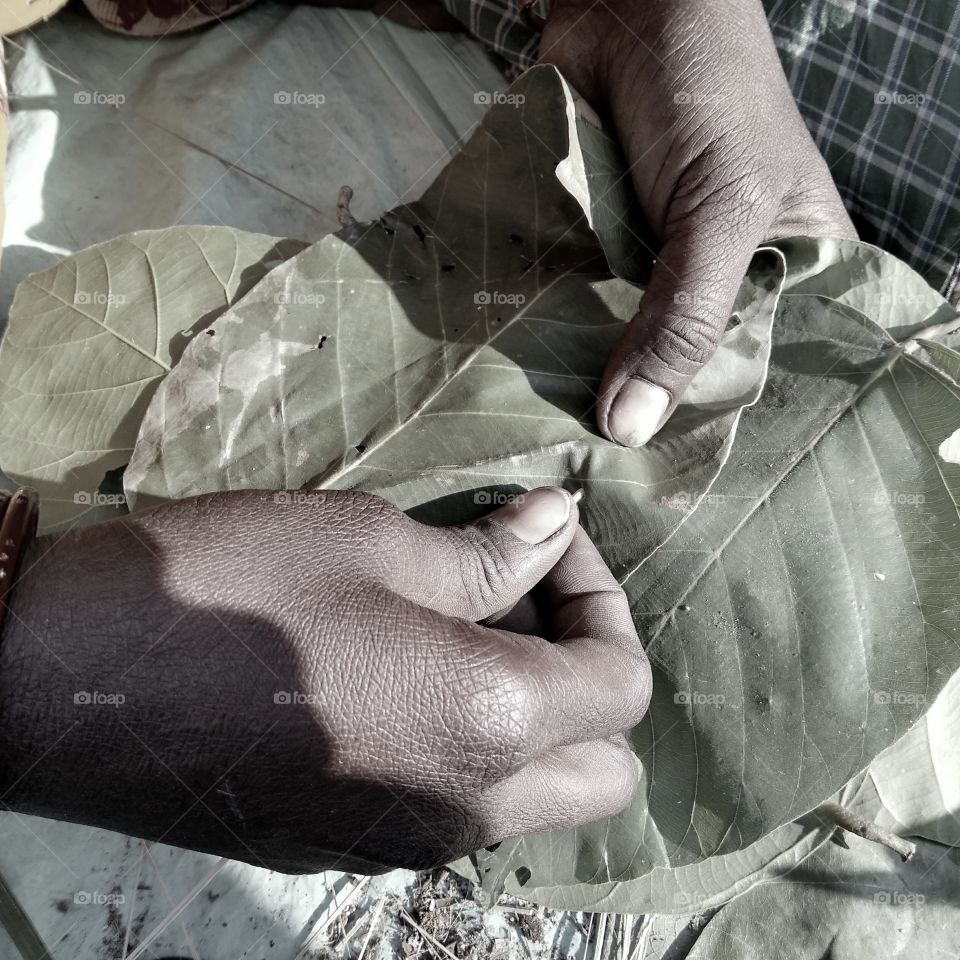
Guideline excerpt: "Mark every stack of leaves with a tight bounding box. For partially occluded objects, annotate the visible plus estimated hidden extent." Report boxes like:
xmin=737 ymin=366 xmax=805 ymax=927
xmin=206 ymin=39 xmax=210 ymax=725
xmin=3 ymin=66 xmax=960 ymax=944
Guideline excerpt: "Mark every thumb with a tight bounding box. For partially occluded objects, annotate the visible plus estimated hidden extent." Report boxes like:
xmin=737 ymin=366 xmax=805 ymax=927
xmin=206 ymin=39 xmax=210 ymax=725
xmin=396 ymin=487 xmax=580 ymax=622
xmin=597 ymin=203 xmax=770 ymax=446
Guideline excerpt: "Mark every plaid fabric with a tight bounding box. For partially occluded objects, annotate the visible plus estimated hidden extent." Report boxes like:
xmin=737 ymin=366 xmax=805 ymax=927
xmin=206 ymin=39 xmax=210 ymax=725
xmin=437 ymin=0 xmax=960 ymax=305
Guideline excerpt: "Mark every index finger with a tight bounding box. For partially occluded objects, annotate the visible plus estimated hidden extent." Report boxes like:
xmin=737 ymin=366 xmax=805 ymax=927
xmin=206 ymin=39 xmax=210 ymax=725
xmin=520 ymin=527 xmax=652 ymax=750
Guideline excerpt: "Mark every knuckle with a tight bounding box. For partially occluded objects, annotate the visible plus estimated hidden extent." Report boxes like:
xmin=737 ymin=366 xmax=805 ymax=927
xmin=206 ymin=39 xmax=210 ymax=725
xmin=457 ymin=640 xmax=542 ymax=774
xmin=451 ymin=527 xmax=513 ymax=609
xmin=655 ymin=310 xmax=723 ymax=369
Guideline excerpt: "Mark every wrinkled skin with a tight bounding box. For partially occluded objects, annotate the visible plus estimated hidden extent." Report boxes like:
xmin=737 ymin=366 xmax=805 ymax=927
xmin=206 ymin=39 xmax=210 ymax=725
xmin=539 ymin=0 xmax=858 ymax=445
xmin=0 ymin=488 xmax=650 ymax=872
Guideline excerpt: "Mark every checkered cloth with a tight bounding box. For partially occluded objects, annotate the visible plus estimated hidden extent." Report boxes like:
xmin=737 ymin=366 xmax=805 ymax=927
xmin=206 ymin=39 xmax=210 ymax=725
xmin=82 ymin=0 xmax=960 ymax=304
xmin=437 ymin=0 xmax=960 ymax=305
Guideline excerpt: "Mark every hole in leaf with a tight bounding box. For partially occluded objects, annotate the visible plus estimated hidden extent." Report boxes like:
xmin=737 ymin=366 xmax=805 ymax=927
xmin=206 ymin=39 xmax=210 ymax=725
xmin=413 ymin=224 xmax=427 ymax=244
xmin=318 ymin=336 xmax=328 ymax=350
xmin=206 ymin=329 xmax=216 ymax=336
xmin=441 ymin=264 xmax=455 ymax=272
xmin=355 ymin=443 xmax=366 ymax=454
xmin=515 ymin=867 xmax=532 ymax=886
xmin=509 ymin=233 xmax=524 ymax=244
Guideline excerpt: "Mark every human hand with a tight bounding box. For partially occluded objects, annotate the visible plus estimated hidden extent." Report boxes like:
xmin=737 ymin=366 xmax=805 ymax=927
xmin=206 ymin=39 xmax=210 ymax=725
xmin=539 ymin=0 xmax=856 ymax=445
xmin=0 ymin=487 xmax=651 ymax=873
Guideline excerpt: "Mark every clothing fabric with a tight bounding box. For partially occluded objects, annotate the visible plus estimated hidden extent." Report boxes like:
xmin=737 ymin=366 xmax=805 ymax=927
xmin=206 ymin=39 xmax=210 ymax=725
xmin=82 ymin=0 xmax=960 ymax=303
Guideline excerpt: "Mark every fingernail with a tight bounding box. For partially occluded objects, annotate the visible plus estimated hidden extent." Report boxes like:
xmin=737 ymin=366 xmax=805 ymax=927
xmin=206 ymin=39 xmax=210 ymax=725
xmin=608 ymin=380 xmax=670 ymax=447
xmin=491 ymin=487 xmax=572 ymax=544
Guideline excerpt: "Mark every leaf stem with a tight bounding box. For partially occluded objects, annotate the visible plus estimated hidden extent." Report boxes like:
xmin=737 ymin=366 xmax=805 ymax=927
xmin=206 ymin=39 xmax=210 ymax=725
xmin=816 ymin=801 xmax=916 ymax=862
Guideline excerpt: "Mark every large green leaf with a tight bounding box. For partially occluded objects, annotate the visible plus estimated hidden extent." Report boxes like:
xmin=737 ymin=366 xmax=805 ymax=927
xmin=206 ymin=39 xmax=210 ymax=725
xmin=686 ymin=837 xmax=960 ymax=959
xmin=0 ymin=226 xmax=306 ymax=530
xmin=123 ymin=67 xmax=783 ymax=574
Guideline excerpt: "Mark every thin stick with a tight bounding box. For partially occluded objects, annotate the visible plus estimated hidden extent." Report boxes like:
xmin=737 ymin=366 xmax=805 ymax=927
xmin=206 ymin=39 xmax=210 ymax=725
xmin=636 ymin=916 xmax=653 ymax=960
xmin=339 ymin=904 xmax=372 ymax=949
xmin=398 ymin=907 xmax=460 ymax=960
xmin=358 ymin=894 xmax=387 ymax=960
xmin=593 ymin=912 xmax=607 ymax=960
xmin=816 ymin=801 xmax=917 ymax=862
xmin=294 ymin=876 xmax=370 ymax=960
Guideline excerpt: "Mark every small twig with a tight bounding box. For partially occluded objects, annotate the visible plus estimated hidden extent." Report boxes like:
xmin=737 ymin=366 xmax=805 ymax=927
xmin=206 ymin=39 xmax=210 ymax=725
xmin=336 ymin=185 xmax=357 ymax=227
xmin=358 ymin=895 xmax=387 ymax=960
xmin=817 ymin=801 xmax=917 ymax=862
xmin=632 ymin=916 xmax=653 ymax=960
xmin=294 ymin=875 xmax=370 ymax=960
xmin=593 ymin=912 xmax=607 ymax=960
xmin=398 ymin=907 xmax=460 ymax=960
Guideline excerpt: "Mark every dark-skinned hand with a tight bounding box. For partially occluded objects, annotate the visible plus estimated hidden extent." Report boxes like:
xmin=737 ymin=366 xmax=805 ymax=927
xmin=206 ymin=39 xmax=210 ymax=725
xmin=539 ymin=0 xmax=857 ymax=445
xmin=0 ymin=487 xmax=650 ymax=873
